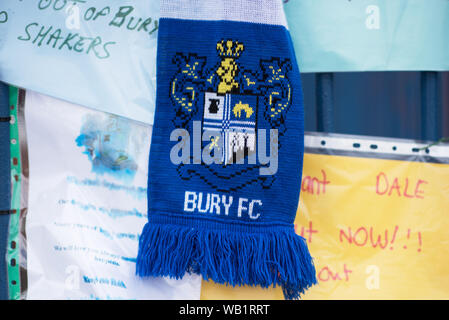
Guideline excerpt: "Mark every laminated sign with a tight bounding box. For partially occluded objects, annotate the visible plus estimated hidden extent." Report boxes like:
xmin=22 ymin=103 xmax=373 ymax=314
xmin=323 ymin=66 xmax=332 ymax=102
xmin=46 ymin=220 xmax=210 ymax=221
xmin=6 ymin=89 xmax=201 ymax=299
xmin=202 ymin=133 xmax=449 ymax=299
xmin=0 ymin=0 xmax=159 ymax=124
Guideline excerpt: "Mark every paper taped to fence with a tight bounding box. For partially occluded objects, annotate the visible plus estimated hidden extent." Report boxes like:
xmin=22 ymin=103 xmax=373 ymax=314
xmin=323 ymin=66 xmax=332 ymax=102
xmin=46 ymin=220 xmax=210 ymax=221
xmin=201 ymin=133 xmax=449 ymax=299
xmin=23 ymin=91 xmax=201 ymax=299
xmin=0 ymin=0 xmax=159 ymax=124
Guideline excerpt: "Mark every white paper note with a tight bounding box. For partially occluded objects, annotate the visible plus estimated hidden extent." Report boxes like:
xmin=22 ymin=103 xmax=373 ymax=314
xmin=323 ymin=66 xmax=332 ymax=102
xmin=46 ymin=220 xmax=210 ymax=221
xmin=24 ymin=91 xmax=201 ymax=300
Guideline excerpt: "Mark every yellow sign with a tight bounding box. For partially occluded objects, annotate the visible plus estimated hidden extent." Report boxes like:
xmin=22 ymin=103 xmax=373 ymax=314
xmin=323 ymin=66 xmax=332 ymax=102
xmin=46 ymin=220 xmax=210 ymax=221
xmin=201 ymin=152 xmax=449 ymax=299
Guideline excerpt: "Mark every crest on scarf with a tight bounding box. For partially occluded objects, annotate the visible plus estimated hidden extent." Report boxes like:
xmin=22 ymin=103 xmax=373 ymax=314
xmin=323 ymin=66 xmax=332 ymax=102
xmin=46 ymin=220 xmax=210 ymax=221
xmin=170 ymin=40 xmax=293 ymax=192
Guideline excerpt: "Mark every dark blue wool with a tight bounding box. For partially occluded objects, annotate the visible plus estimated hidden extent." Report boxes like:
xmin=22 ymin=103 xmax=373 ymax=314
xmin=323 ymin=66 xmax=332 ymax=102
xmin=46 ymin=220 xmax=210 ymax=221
xmin=137 ymin=18 xmax=317 ymax=299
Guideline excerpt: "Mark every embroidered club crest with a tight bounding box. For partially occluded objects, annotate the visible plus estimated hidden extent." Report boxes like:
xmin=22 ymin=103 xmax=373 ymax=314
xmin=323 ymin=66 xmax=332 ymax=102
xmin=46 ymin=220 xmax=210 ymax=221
xmin=170 ymin=40 xmax=293 ymax=192
xmin=202 ymin=92 xmax=258 ymax=165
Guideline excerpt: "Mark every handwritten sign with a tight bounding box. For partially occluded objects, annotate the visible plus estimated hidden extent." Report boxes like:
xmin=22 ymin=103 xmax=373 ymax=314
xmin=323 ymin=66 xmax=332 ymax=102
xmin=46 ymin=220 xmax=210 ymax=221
xmin=201 ymin=141 xmax=449 ymax=299
xmin=24 ymin=91 xmax=201 ymax=299
xmin=0 ymin=0 xmax=159 ymax=124
xmin=0 ymin=10 xmax=7 ymax=24
xmin=293 ymin=152 xmax=449 ymax=299
xmin=375 ymin=173 xmax=427 ymax=199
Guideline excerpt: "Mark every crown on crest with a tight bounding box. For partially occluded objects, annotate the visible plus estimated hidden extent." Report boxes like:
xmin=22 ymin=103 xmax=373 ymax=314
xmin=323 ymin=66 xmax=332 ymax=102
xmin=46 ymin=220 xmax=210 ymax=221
xmin=217 ymin=40 xmax=244 ymax=58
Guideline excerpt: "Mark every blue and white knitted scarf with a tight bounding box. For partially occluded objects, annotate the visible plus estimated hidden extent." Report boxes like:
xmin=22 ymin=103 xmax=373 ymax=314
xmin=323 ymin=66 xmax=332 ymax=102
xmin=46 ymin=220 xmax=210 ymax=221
xmin=137 ymin=0 xmax=317 ymax=299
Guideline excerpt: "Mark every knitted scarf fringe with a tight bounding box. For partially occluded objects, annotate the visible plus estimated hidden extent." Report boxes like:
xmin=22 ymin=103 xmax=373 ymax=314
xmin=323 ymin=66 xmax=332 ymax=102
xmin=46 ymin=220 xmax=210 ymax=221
xmin=136 ymin=221 xmax=317 ymax=300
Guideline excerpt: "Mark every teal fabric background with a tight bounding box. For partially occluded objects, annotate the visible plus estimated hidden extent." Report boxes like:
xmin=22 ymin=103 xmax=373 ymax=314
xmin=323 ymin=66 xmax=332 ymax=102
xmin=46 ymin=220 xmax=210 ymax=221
xmin=285 ymin=0 xmax=449 ymax=72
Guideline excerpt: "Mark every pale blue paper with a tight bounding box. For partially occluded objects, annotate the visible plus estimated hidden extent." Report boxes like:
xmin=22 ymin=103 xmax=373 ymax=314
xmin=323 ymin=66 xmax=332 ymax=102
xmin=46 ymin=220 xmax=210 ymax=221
xmin=1 ymin=1 xmax=447 ymax=124
xmin=0 ymin=0 xmax=159 ymax=124
xmin=284 ymin=0 xmax=449 ymax=72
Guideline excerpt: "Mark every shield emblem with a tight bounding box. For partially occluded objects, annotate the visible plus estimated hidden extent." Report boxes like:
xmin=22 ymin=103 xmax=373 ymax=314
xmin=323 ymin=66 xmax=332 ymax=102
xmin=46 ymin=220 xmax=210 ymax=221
xmin=202 ymin=92 xmax=258 ymax=165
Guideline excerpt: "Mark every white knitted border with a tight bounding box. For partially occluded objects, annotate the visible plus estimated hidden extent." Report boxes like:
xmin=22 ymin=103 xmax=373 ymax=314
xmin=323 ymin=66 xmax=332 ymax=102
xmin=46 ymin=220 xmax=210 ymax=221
xmin=160 ymin=0 xmax=288 ymax=28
